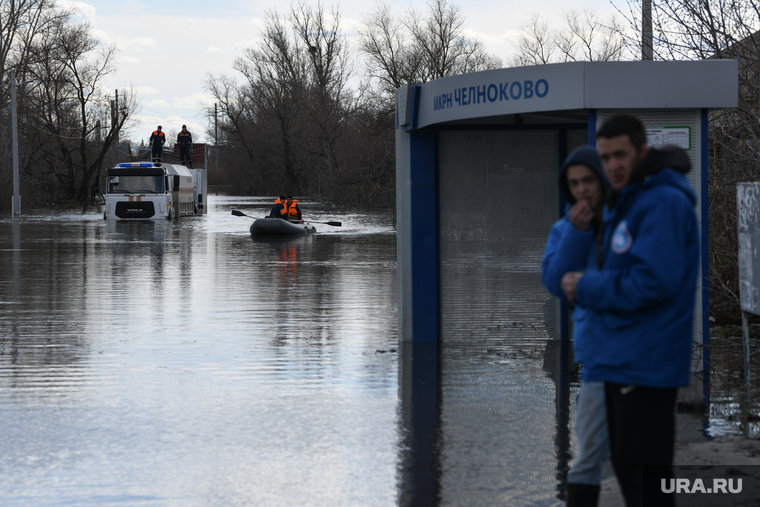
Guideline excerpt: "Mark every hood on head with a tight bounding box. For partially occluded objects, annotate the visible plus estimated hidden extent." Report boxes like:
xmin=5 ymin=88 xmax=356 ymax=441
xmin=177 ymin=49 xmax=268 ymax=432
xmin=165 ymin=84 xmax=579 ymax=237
xmin=559 ymin=145 xmax=608 ymax=205
xmin=634 ymin=145 xmax=691 ymax=181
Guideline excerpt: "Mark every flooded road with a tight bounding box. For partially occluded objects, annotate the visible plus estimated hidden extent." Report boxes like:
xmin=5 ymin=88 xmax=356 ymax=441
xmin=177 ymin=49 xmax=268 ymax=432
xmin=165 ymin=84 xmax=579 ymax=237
xmin=0 ymin=196 xmax=741 ymax=506
xmin=1 ymin=197 xmax=398 ymax=507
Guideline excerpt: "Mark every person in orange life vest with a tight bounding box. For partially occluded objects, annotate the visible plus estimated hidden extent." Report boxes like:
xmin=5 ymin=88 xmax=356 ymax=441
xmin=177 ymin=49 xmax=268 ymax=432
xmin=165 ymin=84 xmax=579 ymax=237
xmin=268 ymin=195 xmax=288 ymax=219
xmin=149 ymin=126 xmax=165 ymax=162
xmin=286 ymin=195 xmax=302 ymax=221
xmin=177 ymin=125 xmax=193 ymax=168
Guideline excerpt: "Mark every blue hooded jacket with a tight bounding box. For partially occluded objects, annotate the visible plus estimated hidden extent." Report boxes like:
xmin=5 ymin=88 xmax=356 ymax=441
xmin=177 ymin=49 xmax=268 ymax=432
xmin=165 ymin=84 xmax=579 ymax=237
xmin=541 ymin=145 xmax=608 ymax=367
xmin=574 ymin=146 xmax=699 ymax=388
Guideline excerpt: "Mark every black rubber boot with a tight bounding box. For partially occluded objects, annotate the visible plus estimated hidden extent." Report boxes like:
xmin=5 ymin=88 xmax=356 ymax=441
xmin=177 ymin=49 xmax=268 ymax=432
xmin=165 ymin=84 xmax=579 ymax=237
xmin=566 ymin=483 xmax=600 ymax=507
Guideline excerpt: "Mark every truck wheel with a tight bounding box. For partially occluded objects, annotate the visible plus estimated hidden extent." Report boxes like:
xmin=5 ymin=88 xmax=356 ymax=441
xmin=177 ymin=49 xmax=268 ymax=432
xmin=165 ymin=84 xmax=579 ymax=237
xmin=167 ymin=207 xmax=174 ymax=221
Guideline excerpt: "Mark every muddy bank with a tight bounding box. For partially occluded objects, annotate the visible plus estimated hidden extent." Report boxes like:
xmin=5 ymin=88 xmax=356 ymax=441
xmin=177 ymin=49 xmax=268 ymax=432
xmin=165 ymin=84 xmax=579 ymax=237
xmin=600 ymin=435 xmax=760 ymax=506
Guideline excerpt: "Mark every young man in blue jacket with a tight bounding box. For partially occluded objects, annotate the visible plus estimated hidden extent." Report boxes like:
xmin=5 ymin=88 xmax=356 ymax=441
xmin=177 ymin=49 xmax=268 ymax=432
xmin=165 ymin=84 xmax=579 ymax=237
xmin=561 ymin=115 xmax=699 ymax=506
xmin=541 ymin=145 xmax=609 ymax=507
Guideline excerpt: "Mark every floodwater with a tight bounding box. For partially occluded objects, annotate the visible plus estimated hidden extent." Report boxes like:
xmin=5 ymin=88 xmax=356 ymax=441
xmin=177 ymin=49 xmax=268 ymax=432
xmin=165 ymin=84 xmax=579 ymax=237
xmin=0 ymin=196 xmax=746 ymax=507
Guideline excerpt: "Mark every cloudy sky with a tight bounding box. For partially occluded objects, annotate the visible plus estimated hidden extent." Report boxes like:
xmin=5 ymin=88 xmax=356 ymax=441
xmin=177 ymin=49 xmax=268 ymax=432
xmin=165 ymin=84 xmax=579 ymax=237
xmin=64 ymin=0 xmax=627 ymax=145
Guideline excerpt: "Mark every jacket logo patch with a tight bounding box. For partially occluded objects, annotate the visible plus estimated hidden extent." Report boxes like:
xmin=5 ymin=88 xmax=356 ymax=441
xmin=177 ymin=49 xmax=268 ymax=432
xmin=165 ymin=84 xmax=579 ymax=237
xmin=611 ymin=220 xmax=633 ymax=254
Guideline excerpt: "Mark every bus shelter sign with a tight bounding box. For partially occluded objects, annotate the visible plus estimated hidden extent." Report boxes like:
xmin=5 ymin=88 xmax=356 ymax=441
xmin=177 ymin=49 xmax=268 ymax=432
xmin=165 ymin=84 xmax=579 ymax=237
xmin=416 ymin=63 xmax=585 ymax=128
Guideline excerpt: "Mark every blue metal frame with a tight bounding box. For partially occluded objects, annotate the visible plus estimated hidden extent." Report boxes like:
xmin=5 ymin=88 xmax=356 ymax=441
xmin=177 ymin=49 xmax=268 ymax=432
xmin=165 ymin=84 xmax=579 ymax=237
xmin=700 ymin=108 xmax=711 ymax=404
xmin=587 ymin=109 xmax=597 ymax=146
xmin=408 ymin=130 xmax=439 ymax=342
xmin=558 ymin=130 xmax=570 ymax=343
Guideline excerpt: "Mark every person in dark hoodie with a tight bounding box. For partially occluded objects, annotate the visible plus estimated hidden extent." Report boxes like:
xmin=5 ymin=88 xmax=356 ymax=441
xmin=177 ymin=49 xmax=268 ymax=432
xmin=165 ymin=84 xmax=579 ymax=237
xmin=541 ymin=145 xmax=609 ymax=507
xmin=268 ymin=195 xmax=288 ymax=219
xmin=561 ymin=115 xmax=698 ymax=507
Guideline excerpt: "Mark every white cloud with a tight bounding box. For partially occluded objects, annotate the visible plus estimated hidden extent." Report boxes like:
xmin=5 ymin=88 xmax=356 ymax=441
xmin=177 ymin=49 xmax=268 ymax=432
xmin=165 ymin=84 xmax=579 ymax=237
xmin=249 ymin=17 xmax=266 ymax=31
xmin=342 ymin=16 xmax=364 ymax=35
xmin=122 ymin=0 xmax=147 ymax=14
xmin=131 ymin=113 xmax=163 ymax=125
xmin=163 ymin=114 xmax=197 ymax=131
xmin=172 ymin=93 xmax=215 ymax=110
xmin=121 ymin=37 xmax=157 ymax=53
xmin=232 ymin=39 xmax=259 ymax=52
xmin=127 ymin=113 xmax=164 ymax=140
xmin=90 ymin=28 xmax=113 ymax=45
xmin=146 ymin=99 xmax=170 ymax=109
xmin=134 ymin=85 xmax=161 ymax=96
xmin=60 ymin=0 xmax=97 ymax=23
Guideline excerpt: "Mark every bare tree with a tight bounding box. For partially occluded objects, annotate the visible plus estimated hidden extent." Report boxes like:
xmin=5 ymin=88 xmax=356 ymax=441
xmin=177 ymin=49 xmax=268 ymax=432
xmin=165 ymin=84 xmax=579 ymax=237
xmin=556 ymin=8 xmax=627 ymax=62
xmin=21 ymin=15 xmax=136 ymax=202
xmin=358 ymin=0 xmax=501 ymax=107
xmin=512 ymin=9 xmax=630 ymax=66
xmin=241 ymin=11 xmax=309 ymax=193
xmin=513 ymin=14 xmax=556 ymax=66
xmin=615 ymin=0 xmax=759 ymax=61
xmin=291 ymin=1 xmax=355 ymax=195
xmin=203 ymin=0 xmax=500 ymax=208
xmin=206 ymin=10 xmax=310 ymax=195
xmin=0 ymin=0 xmax=70 ymax=207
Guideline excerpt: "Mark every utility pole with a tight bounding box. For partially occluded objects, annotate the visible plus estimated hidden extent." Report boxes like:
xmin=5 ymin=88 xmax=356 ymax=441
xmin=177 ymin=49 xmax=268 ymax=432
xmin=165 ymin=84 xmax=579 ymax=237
xmin=11 ymin=70 xmax=20 ymax=216
xmin=93 ymin=120 xmax=102 ymax=200
xmin=642 ymin=0 xmax=653 ymax=61
xmin=214 ymin=103 xmax=218 ymax=145
xmin=115 ymin=89 xmax=119 ymax=158
xmin=110 ymin=99 xmax=116 ymax=166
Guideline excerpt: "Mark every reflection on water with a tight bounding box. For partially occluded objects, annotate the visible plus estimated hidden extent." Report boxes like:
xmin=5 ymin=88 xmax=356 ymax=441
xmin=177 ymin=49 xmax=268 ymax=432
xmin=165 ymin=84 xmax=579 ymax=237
xmin=0 ymin=196 xmax=734 ymax=506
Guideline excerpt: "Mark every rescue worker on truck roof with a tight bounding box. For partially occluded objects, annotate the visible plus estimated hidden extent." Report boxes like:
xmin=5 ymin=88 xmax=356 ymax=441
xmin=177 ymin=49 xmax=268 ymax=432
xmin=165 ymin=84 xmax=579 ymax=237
xmin=177 ymin=125 xmax=193 ymax=168
xmin=149 ymin=126 xmax=165 ymax=163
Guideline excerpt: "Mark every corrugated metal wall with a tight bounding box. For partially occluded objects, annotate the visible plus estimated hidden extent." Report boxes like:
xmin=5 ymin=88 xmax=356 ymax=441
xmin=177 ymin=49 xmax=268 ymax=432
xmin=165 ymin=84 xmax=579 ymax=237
xmin=437 ymin=129 xmax=587 ymax=347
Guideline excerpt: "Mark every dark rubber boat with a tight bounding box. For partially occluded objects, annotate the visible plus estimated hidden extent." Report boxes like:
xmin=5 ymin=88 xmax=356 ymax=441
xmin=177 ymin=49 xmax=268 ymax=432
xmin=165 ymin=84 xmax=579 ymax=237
xmin=250 ymin=218 xmax=316 ymax=236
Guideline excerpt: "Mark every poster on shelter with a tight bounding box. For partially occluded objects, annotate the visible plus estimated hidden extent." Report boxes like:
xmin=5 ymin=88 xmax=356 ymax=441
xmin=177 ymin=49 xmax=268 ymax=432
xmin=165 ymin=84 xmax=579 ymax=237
xmin=646 ymin=127 xmax=691 ymax=151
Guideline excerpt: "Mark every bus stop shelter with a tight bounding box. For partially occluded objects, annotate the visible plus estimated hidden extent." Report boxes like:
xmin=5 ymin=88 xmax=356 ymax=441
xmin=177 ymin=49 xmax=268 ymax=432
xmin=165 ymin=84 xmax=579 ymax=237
xmin=397 ymin=60 xmax=737 ymax=353
xmin=394 ymin=61 xmax=738 ymax=505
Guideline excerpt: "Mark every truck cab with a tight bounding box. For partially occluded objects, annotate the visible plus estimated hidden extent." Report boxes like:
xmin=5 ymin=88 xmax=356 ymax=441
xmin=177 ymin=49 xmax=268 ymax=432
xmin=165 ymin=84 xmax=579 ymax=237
xmin=103 ymin=162 xmax=197 ymax=220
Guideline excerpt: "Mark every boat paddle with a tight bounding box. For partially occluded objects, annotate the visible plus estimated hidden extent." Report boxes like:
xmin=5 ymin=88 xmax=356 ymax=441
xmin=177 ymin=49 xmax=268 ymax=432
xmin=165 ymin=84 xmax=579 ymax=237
xmin=292 ymin=219 xmax=342 ymax=227
xmin=231 ymin=210 xmax=258 ymax=218
xmin=232 ymin=209 xmax=341 ymax=227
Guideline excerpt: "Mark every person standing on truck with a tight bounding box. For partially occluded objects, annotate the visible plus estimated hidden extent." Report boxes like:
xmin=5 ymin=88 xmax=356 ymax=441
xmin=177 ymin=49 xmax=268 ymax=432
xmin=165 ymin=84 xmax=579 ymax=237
xmin=286 ymin=196 xmax=302 ymax=221
xmin=177 ymin=125 xmax=193 ymax=168
xmin=150 ymin=126 xmax=166 ymax=163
